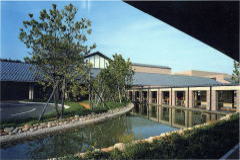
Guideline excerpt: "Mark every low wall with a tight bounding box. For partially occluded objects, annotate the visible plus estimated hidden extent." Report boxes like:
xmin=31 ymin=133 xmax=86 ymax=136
xmin=0 ymin=103 xmax=134 ymax=145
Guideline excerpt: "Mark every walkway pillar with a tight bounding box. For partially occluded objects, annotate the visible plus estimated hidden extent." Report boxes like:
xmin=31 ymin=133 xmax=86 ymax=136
xmin=189 ymin=90 xmax=193 ymax=108
xmin=158 ymin=89 xmax=162 ymax=105
xmin=185 ymin=90 xmax=189 ymax=108
xmin=206 ymin=90 xmax=211 ymax=110
xmin=172 ymin=90 xmax=175 ymax=106
xmin=211 ymin=90 xmax=217 ymax=111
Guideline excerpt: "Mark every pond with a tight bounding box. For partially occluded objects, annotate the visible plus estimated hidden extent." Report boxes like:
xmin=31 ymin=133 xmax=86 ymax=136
xmin=0 ymin=104 xmax=226 ymax=159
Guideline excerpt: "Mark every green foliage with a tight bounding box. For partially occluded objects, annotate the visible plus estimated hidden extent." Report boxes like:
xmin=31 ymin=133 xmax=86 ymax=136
xmin=93 ymin=54 xmax=134 ymax=104
xmin=19 ymin=3 xmax=96 ymax=118
xmin=66 ymin=113 xmax=239 ymax=159
xmin=232 ymin=60 xmax=240 ymax=84
xmin=68 ymin=85 xmax=88 ymax=101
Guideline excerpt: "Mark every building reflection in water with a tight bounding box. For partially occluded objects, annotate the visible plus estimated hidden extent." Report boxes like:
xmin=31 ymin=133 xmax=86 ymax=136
xmin=132 ymin=103 xmax=226 ymax=128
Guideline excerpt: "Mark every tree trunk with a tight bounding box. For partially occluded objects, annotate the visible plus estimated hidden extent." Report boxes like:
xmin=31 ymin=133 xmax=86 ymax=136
xmin=61 ymin=78 xmax=65 ymax=118
xmin=54 ymin=85 xmax=60 ymax=118
xmin=38 ymin=82 xmax=58 ymax=121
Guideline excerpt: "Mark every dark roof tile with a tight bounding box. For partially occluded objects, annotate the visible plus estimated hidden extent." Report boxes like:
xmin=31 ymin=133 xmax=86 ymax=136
xmin=0 ymin=61 xmax=221 ymax=87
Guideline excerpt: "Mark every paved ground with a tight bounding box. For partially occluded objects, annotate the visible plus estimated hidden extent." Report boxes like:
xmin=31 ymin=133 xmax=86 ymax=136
xmin=0 ymin=101 xmax=57 ymax=121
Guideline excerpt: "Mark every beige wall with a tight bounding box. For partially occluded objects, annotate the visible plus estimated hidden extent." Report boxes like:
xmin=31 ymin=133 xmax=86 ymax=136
xmin=132 ymin=65 xmax=171 ymax=74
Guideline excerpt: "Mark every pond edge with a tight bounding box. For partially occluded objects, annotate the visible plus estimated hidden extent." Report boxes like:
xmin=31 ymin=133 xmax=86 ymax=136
xmin=0 ymin=103 xmax=134 ymax=145
xmin=74 ymin=111 xmax=238 ymax=158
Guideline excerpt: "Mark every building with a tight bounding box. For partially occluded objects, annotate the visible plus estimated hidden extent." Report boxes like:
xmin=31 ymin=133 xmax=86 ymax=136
xmin=1 ymin=51 xmax=239 ymax=112
xmin=84 ymin=51 xmax=110 ymax=69
xmin=174 ymin=70 xmax=232 ymax=84
xmin=129 ymin=85 xmax=240 ymax=112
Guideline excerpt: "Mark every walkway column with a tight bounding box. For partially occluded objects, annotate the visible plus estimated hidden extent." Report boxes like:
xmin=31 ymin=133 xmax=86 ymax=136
xmin=206 ymin=90 xmax=211 ymax=110
xmin=211 ymin=90 xmax=217 ymax=111
xmin=185 ymin=90 xmax=189 ymax=108
xmin=158 ymin=89 xmax=162 ymax=105
xmin=189 ymin=90 xmax=193 ymax=108
xmin=139 ymin=90 xmax=142 ymax=103
xmin=148 ymin=89 xmax=151 ymax=104
xmin=172 ymin=90 xmax=175 ymax=106
xmin=157 ymin=89 xmax=159 ymax=104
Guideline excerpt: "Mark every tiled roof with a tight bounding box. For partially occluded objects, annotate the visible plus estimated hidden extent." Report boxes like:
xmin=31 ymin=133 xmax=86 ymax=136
xmin=132 ymin=63 xmax=171 ymax=69
xmin=0 ymin=61 xmax=221 ymax=87
xmin=0 ymin=62 xmax=37 ymax=82
xmin=133 ymin=72 xmax=221 ymax=87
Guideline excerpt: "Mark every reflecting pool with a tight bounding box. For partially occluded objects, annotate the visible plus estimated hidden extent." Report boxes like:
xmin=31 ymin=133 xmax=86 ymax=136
xmin=0 ymin=104 xmax=226 ymax=159
xmin=133 ymin=103 xmax=226 ymax=128
xmin=0 ymin=115 xmax=176 ymax=159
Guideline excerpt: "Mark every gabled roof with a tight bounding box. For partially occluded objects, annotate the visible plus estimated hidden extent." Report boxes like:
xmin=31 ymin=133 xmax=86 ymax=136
xmin=84 ymin=51 xmax=111 ymax=60
xmin=132 ymin=63 xmax=171 ymax=69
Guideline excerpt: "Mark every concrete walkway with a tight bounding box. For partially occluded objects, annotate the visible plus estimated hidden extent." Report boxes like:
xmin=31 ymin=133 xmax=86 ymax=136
xmin=0 ymin=101 xmax=56 ymax=121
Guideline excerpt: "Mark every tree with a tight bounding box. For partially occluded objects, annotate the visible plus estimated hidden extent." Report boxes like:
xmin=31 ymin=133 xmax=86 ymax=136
xmin=19 ymin=4 xmax=95 ymax=119
xmin=92 ymin=54 xmax=134 ymax=106
xmin=232 ymin=60 xmax=240 ymax=84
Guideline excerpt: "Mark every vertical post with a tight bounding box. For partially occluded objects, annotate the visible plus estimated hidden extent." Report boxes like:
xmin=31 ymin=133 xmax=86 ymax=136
xmin=148 ymin=88 xmax=151 ymax=104
xmin=170 ymin=88 xmax=173 ymax=106
xmin=172 ymin=89 xmax=175 ymax=106
xmin=158 ymin=89 xmax=161 ymax=105
xmin=189 ymin=89 xmax=193 ymax=108
xmin=185 ymin=89 xmax=189 ymax=108
xmin=211 ymin=89 xmax=217 ymax=111
xmin=206 ymin=88 xmax=211 ymax=110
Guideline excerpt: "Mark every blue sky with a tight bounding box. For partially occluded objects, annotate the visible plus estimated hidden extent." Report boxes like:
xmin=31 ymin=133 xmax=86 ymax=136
xmin=1 ymin=1 xmax=234 ymax=74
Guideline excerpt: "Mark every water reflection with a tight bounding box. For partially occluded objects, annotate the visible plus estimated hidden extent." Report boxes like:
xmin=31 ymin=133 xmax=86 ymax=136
xmin=1 ymin=114 xmax=176 ymax=159
xmin=133 ymin=103 xmax=226 ymax=128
